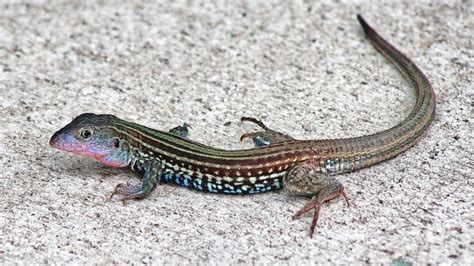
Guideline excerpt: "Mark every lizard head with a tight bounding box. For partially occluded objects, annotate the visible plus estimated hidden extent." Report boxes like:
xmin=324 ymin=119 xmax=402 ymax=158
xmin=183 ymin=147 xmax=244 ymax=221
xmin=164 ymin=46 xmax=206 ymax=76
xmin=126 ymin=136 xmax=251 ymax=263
xmin=50 ymin=113 xmax=128 ymax=167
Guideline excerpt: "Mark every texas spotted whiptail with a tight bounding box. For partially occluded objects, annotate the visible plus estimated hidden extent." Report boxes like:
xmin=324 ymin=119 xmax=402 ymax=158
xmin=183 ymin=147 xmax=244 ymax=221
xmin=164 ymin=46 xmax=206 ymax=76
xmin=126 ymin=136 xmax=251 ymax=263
xmin=50 ymin=15 xmax=436 ymax=237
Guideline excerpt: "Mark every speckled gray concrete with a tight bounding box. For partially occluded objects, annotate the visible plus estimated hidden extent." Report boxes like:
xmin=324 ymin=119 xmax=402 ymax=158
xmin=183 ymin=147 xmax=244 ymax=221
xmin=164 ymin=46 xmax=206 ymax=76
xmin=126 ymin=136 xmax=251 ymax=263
xmin=1 ymin=1 xmax=472 ymax=264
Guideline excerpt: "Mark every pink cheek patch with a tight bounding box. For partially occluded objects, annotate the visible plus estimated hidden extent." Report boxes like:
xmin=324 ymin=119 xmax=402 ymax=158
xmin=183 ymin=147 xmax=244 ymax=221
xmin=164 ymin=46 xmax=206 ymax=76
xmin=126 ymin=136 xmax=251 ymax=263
xmin=74 ymin=144 xmax=103 ymax=158
xmin=59 ymin=140 xmax=110 ymax=160
xmin=99 ymin=156 xmax=128 ymax=168
xmin=77 ymin=149 xmax=101 ymax=158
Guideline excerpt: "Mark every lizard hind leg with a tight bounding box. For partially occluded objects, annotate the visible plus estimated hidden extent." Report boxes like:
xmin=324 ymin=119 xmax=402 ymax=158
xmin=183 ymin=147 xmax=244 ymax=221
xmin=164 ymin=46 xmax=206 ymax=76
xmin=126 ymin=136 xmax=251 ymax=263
xmin=284 ymin=160 xmax=349 ymax=237
xmin=240 ymin=117 xmax=295 ymax=147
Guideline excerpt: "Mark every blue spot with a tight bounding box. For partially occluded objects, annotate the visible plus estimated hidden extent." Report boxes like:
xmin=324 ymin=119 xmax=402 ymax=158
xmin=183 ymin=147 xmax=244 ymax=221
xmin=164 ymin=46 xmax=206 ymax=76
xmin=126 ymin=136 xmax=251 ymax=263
xmin=163 ymin=173 xmax=173 ymax=182
xmin=183 ymin=178 xmax=189 ymax=187
xmin=207 ymin=183 xmax=213 ymax=192
xmin=189 ymin=179 xmax=203 ymax=191
xmin=235 ymin=189 xmax=242 ymax=194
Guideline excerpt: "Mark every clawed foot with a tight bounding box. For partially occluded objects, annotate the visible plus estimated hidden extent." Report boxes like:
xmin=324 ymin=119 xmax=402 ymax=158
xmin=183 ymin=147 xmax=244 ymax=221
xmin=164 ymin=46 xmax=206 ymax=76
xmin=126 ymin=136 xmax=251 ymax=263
xmin=108 ymin=182 xmax=143 ymax=205
xmin=292 ymin=189 xmax=350 ymax=237
xmin=169 ymin=123 xmax=192 ymax=138
xmin=108 ymin=160 xmax=161 ymax=205
xmin=240 ymin=116 xmax=294 ymax=147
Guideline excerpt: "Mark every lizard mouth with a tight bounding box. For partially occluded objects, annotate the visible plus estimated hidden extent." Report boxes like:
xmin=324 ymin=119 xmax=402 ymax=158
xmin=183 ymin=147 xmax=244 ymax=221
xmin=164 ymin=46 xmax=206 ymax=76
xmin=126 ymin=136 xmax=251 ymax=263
xmin=50 ymin=130 xmax=89 ymax=154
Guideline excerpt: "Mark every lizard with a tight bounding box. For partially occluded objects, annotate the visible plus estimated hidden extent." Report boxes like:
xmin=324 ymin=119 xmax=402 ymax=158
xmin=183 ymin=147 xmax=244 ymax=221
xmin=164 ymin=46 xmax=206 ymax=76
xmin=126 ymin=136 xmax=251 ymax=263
xmin=49 ymin=15 xmax=436 ymax=237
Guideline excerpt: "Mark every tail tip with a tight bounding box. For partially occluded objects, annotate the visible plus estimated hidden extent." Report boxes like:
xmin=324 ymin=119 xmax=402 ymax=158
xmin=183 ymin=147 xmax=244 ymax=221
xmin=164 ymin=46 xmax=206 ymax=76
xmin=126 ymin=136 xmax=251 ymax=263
xmin=356 ymin=14 xmax=367 ymax=27
xmin=356 ymin=14 xmax=371 ymax=35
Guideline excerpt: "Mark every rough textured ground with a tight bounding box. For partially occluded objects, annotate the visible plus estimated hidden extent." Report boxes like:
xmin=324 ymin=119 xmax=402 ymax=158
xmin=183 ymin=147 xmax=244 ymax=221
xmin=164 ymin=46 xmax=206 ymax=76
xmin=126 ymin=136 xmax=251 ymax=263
xmin=1 ymin=0 xmax=472 ymax=264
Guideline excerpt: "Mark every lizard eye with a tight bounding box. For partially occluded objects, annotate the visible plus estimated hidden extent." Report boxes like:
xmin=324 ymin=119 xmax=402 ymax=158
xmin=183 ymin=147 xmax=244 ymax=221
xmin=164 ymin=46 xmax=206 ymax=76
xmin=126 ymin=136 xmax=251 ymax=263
xmin=79 ymin=129 xmax=93 ymax=140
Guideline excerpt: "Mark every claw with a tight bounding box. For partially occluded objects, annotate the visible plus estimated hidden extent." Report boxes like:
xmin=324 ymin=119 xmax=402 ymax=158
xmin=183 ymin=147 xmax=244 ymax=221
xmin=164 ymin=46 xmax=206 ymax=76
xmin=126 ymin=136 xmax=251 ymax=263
xmin=309 ymin=205 xmax=322 ymax=237
xmin=240 ymin=116 xmax=270 ymax=131
xmin=240 ymin=133 xmax=253 ymax=141
xmin=291 ymin=188 xmax=348 ymax=237
xmin=109 ymin=183 xmax=125 ymax=201
xmin=341 ymin=190 xmax=350 ymax=207
xmin=292 ymin=193 xmax=324 ymax=237
xmin=108 ymin=182 xmax=140 ymax=203
xmin=292 ymin=193 xmax=323 ymax=221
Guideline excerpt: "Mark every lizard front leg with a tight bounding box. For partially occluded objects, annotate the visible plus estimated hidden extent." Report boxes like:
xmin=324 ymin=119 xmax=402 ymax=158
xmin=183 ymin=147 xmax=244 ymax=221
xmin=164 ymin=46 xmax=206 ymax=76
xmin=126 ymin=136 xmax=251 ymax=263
xmin=284 ymin=160 xmax=349 ymax=237
xmin=168 ymin=123 xmax=191 ymax=138
xmin=240 ymin=116 xmax=295 ymax=147
xmin=109 ymin=159 xmax=163 ymax=204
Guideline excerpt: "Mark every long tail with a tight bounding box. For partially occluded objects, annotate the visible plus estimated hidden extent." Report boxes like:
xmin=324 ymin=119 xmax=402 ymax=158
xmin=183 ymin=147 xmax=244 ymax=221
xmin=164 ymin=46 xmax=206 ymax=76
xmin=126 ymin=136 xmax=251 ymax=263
xmin=329 ymin=15 xmax=436 ymax=171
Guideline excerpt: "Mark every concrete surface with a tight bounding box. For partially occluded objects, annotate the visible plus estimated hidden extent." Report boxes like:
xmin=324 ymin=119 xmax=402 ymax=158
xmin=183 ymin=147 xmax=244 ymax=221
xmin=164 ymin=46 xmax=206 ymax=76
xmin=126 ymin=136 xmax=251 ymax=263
xmin=1 ymin=0 xmax=472 ymax=264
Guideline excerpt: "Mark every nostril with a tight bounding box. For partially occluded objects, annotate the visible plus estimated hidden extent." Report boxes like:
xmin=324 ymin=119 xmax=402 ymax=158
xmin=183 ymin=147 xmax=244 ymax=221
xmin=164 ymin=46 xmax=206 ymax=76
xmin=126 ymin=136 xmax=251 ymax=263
xmin=49 ymin=136 xmax=56 ymax=147
xmin=49 ymin=132 xmax=60 ymax=147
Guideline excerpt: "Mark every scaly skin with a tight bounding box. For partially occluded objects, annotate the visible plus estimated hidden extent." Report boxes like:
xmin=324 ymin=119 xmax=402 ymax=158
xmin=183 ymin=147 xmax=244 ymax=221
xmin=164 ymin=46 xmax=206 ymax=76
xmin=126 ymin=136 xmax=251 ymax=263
xmin=50 ymin=15 xmax=435 ymax=236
